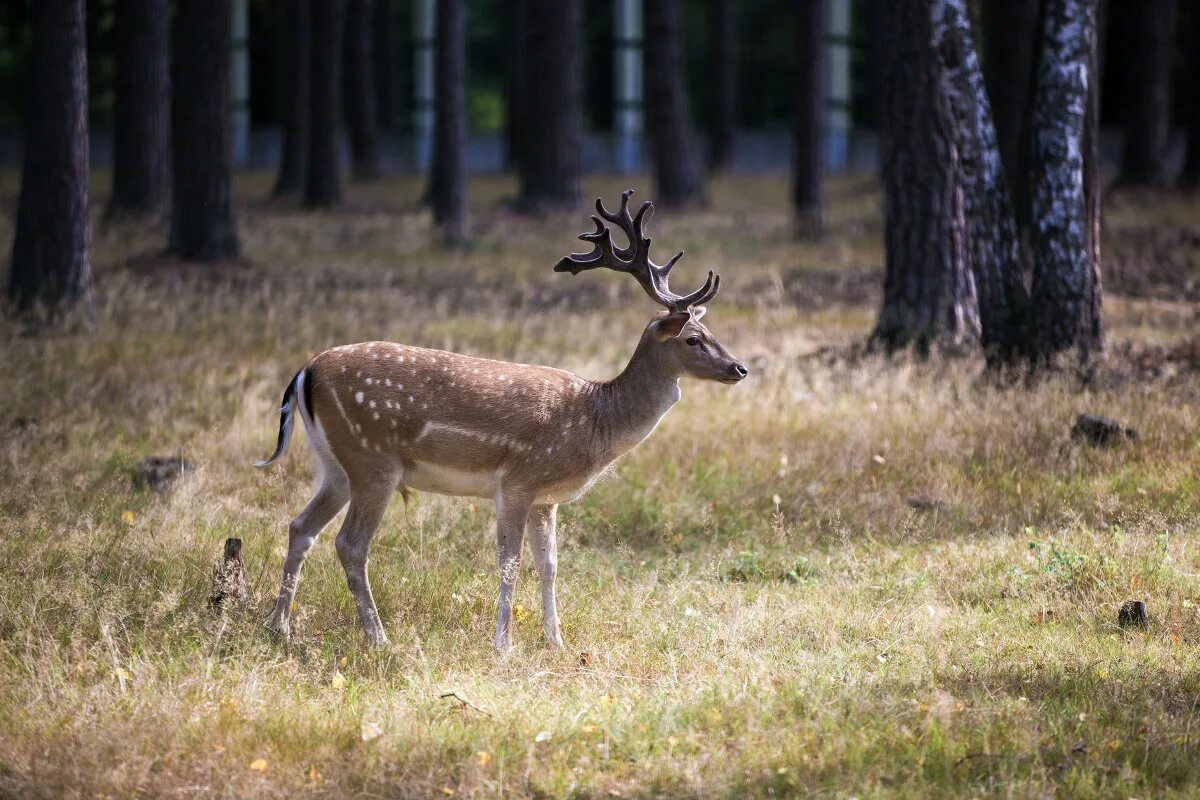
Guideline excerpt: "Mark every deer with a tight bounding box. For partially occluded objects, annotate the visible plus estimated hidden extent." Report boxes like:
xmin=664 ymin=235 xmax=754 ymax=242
xmin=256 ymin=189 xmax=748 ymax=652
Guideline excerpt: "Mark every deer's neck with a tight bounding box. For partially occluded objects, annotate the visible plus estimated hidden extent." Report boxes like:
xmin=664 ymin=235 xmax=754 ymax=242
xmin=592 ymin=335 xmax=680 ymax=460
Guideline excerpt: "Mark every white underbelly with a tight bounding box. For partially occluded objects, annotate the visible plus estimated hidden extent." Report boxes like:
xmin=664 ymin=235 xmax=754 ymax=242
xmin=403 ymin=461 xmax=498 ymax=499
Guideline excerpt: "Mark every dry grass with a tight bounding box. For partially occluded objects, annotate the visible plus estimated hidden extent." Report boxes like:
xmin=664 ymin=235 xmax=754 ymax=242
xmin=2 ymin=173 xmax=1200 ymax=798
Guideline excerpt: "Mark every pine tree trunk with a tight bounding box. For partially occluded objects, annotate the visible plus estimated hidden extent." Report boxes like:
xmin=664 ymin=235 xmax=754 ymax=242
xmin=427 ymin=0 xmax=467 ymax=245
xmin=108 ymin=0 xmax=170 ymax=219
xmin=872 ymin=0 xmax=980 ymax=353
xmin=1028 ymin=0 xmax=1102 ymax=363
xmin=345 ymin=0 xmax=382 ymax=179
xmin=170 ymin=0 xmax=240 ymax=260
xmin=1179 ymin=6 xmax=1200 ymax=190
xmin=274 ymin=0 xmax=310 ymax=196
xmin=792 ymin=0 xmax=826 ymax=239
xmin=372 ymin=0 xmax=396 ymax=131
xmin=305 ymin=0 xmax=344 ymax=208
xmin=505 ymin=0 xmax=528 ymax=172
xmin=8 ymin=0 xmax=94 ymax=316
xmin=708 ymin=0 xmax=736 ymax=171
xmin=644 ymin=0 xmax=706 ymax=208
xmin=518 ymin=0 xmax=581 ymax=212
xmin=941 ymin=0 xmax=1028 ymax=365
xmin=1116 ymin=0 xmax=1176 ymax=188
xmin=980 ymin=0 xmax=1038 ymax=216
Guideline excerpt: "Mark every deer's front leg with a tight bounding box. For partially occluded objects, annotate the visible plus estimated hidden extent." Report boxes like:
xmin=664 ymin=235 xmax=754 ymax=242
xmin=527 ymin=504 xmax=564 ymax=648
xmin=493 ymin=491 xmax=533 ymax=653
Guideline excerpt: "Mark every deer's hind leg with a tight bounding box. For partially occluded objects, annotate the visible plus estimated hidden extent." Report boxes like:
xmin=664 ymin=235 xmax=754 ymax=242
xmin=267 ymin=468 xmax=350 ymax=638
xmin=335 ymin=476 xmax=397 ymax=646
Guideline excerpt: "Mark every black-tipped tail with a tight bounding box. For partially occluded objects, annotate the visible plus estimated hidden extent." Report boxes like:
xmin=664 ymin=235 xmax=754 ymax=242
xmin=255 ymin=370 xmax=303 ymax=467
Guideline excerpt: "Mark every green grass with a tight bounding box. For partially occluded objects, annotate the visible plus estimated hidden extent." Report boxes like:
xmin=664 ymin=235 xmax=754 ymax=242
xmin=2 ymin=173 xmax=1200 ymax=798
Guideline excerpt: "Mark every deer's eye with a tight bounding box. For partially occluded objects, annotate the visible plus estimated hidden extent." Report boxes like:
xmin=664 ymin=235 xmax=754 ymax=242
xmin=686 ymin=336 xmax=701 ymax=347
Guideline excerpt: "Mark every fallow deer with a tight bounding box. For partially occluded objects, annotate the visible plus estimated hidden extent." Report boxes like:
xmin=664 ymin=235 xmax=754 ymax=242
xmin=257 ymin=189 xmax=747 ymax=651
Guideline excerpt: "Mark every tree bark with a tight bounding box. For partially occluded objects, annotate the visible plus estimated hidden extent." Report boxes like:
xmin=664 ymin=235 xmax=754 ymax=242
xmin=792 ymin=0 xmax=826 ymax=239
xmin=8 ymin=0 xmax=94 ymax=316
xmin=170 ymin=0 xmax=240 ymax=260
xmin=427 ymin=0 xmax=467 ymax=245
xmin=505 ymin=0 xmax=528 ymax=172
xmin=708 ymin=0 xmax=736 ymax=170
xmin=873 ymin=0 xmax=980 ymax=353
xmin=305 ymin=0 xmax=344 ymax=208
xmin=518 ymin=0 xmax=581 ymax=212
xmin=941 ymin=0 xmax=1029 ymax=365
xmin=108 ymin=0 xmax=170 ymax=219
xmin=274 ymin=0 xmax=311 ymax=196
xmin=644 ymin=0 xmax=706 ymax=208
xmin=1028 ymin=0 xmax=1102 ymax=363
xmin=1179 ymin=5 xmax=1200 ymax=190
xmin=980 ymin=0 xmax=1038 ymax=217
xmin=345 ymin=0 xmax=382 ymax=179
xmin=1116 ymin=0 xmax=1176 ymax=188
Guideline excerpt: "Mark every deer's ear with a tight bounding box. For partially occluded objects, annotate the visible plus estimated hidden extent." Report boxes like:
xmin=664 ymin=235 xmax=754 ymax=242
xmin=649 ymin=312 xmax=691 ymax=341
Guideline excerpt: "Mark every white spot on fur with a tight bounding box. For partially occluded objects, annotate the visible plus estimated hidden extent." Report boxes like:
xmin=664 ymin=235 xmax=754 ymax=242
xmin=384 ymin=378 xmax=392 ymax=386
xmin=369 ymin=400 xmax=376 ymax=409
xmin=355 ymin=391 xmax=364 ymax=404
xmin=365 ymin=378 xmax=373 ymax=385
xmin=372 ymin=412 xmax=380 ymax=420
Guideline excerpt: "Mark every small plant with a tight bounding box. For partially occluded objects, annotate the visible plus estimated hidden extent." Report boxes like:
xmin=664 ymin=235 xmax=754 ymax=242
xmin=720 ymin=550 xmax=766 ymax=583
xmin=1028 ymin=539 xmax=1089 ymax=584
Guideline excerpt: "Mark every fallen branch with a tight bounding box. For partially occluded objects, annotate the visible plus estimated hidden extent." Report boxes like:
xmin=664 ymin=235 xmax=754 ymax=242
xmin=439 ymin=692 xmax=492 ymax=718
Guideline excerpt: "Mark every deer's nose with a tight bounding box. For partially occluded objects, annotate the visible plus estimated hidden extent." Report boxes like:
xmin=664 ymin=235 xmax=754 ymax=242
xmin=728 ymin=362 xmax=749 ymax=380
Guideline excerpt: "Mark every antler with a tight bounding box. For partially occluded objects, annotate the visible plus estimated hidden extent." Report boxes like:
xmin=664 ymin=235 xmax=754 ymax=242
xmin=554 ymin=189 xmax=720 ymax=312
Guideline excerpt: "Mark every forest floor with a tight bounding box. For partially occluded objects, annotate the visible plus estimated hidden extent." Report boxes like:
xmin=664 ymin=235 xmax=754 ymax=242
xmin=2 ymin=173 xmax=1200 ymax=799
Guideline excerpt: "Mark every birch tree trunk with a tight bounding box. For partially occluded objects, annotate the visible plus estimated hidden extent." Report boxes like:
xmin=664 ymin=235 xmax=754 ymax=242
xmin=1027 ymin=0 xmax=1102 ymax=363
xmin=941 ymin=0 xmax=1028 ymax=365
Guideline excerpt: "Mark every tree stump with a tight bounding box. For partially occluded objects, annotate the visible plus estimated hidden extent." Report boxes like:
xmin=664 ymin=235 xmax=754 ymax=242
xmin=210 ymin=537 xmax=248 ymax=609
xmin=131 ymin=455 xmax=193 ymax=492
xmin=1071 ymin=413 xmax=1138 ymax=446
xmin=1118 ymin=600 xmax=1148 ymax=629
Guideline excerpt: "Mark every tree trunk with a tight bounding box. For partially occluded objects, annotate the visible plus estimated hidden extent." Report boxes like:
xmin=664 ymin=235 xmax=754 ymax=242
xmin=644 ymin=0 xmax=706 ymax=208
xmin=305 ymin=0 xmax=344 ymax=208
xmin=427 ymin=0 xmax=467 ymax=245
xmin=872 ymin=0 xmax=980 ymax=353
xmin=8 ymin=0 xmax=94 ymax=316
xmin=708 ymin=0 xmax=736 ymax=170
xmin=518 ymin=0 xmax=581 ymax=212
xmin=1116 ymin=0 xmax=1176 ymax=188
xmin=1028 ymin=0 xmax=1102 ymax=363
xmin=108 ymin=0 xmax=170 ymax=219
xmin=980 ymin=0 xmax=1038 ymax=218
xmin=505 ymin=0 xmax=528 ymax=172
xmin=273 ymin=0 xmax=310 ymax=196
xmin=792 ymin=0 xmax=826 ymax=239
xmin=941 ymin=0 xmax=1029 ymax=365
xmin=170 ymin=0 xmax=240 ymax=260
xmin=1179 ymin=5 xmax=1200 ymax=190
xmin=344 ymin=0 xmax=382 ymax=179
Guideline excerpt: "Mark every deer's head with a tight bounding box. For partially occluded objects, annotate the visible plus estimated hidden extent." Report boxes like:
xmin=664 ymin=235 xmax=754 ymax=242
xmin=555 ymin=189 xmax=748 ymax=385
